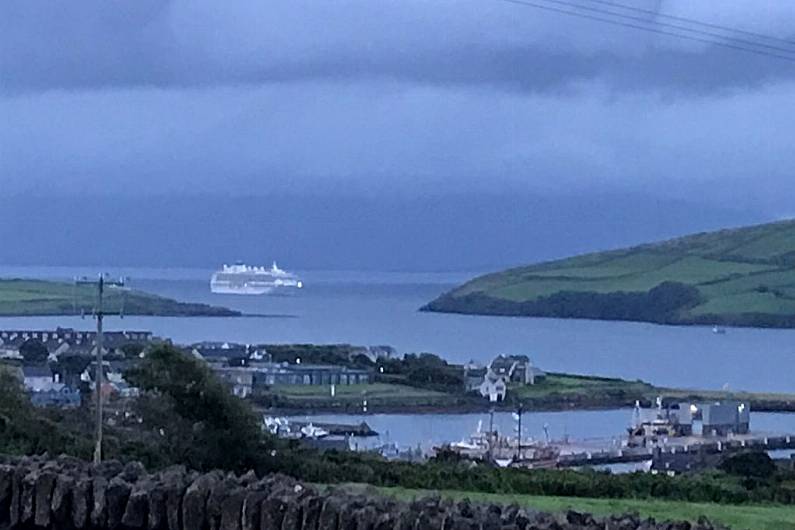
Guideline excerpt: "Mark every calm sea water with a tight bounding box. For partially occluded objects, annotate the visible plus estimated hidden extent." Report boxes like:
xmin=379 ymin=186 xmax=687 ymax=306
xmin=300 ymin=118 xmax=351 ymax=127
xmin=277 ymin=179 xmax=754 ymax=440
xmin=284 ymin=410 xmax=795 ymax=452
xmin=3 ymin=266 xmax=795 ymax=393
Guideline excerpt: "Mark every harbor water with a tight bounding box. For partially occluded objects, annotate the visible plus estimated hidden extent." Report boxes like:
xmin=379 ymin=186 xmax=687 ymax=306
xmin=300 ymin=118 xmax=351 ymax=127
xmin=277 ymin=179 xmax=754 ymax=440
xmin=284 ymin=410 xmax=795 ymax=453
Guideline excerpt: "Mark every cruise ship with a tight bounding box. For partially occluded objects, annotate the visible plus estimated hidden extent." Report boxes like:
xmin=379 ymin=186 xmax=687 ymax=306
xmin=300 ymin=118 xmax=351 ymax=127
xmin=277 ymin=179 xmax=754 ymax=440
xmin=210 ymin=262 xmax=303 ymax=295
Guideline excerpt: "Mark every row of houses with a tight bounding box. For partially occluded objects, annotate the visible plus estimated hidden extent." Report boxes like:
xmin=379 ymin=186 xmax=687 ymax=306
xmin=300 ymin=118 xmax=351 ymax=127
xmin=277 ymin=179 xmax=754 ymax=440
xmin=0 ymin=327 xmax=154 ymax=408
xmin=190 ymin=341 xmax=395 ymax=364
xmin=0 ymin=327 xmax=154 ymax=361
xmin=2 ymin=359 xmax=139 ymax=408
xmin=0 ymin=327 xmax=152 ymax=348
xmin=464 ymin=355 xmax=546 ymax=402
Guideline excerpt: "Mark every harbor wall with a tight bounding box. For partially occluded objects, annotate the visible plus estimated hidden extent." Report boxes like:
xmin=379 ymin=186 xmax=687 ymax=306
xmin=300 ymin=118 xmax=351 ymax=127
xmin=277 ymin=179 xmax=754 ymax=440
xmin=0 ymin=455 xmax=726 ymax=530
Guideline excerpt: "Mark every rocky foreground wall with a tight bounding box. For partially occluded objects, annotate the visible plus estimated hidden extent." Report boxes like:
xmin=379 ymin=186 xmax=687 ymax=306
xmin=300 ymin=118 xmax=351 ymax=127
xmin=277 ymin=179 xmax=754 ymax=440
xmin=0 ymin=455 xmax=725 ymax=530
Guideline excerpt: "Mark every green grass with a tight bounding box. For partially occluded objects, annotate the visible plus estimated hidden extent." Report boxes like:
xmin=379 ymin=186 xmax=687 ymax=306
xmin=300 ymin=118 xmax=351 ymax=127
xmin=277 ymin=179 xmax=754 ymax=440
xmin=427 ymin=219 xmax=795 ymax=327
xmin=510 ymin=374 xmax=654 ymax=400
xmin=264 ymin=383 xmax=464 ymax=410
xmin=0 ymin=279 xmax=238 ymax=317
xmin=372 ymin=486 xmax=795 ymax=530
xmin=264 ymin=375 xmax=795 ymax=413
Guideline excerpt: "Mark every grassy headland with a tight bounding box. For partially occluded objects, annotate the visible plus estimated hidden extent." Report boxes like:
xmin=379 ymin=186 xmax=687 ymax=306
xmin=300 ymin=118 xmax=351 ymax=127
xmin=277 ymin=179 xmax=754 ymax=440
xmin=245 ymin=346 xmax=795 ymax=414
xmin=423 ymin=219 xmax=795 ymax=328
xmin=256 ymin=372 xmax=795 ymax=414
xmin=0 ymin=278 xmax=239 ymax=316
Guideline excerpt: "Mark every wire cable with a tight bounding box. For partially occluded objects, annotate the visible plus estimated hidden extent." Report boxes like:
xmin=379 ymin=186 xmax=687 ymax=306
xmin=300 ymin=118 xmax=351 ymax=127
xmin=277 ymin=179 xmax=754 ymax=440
xmin=581 ymin=0 xmax=795 ymax=47
xmin=497 ymin=0 xmax=795 ymax=63
xmin=518 ymin=0 xmax=795 ymax=56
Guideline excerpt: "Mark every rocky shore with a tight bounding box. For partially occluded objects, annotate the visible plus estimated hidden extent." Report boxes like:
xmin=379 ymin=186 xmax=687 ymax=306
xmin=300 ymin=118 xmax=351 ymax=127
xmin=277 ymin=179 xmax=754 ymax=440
xmin=0 ymin=454 xmax=728 ymax=530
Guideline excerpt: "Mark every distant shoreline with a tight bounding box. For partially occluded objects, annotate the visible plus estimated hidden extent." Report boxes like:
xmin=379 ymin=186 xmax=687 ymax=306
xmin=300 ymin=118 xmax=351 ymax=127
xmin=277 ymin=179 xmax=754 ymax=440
xmin=420 ymin=301 xmax=795 ymax=330
xmin=253 ymin=372 xmax=795 ymax=416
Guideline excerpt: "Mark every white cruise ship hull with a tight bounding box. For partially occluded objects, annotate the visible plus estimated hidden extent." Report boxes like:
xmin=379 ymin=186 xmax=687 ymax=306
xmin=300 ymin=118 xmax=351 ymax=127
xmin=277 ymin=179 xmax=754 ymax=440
xmin=210 ymin=263 xmax=303 ymax=295
xmin=210 ymin=283 xmax=275 ymax=295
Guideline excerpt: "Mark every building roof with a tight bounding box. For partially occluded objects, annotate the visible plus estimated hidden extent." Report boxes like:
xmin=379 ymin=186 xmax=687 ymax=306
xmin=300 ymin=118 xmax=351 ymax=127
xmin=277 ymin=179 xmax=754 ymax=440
xmin=193 ymin=345 xmax=249 ymax=359
xmin=465 ymin=367 xmax=487 ymax=377
xmin=289 ymin=364 xmax=370 ymax=374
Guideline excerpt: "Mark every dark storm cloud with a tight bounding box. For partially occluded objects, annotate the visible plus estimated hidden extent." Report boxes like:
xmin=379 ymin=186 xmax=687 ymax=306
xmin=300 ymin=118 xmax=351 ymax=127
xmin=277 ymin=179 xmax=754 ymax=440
xmin=2 ymin=0 xmax=795 ymax=271
xmin=3 ymin=0 xmax=795 ymax=95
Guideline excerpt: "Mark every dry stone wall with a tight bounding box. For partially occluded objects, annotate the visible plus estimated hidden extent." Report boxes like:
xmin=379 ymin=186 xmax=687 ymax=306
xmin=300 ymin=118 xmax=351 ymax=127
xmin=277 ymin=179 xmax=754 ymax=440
xmin=0 ymin=455 xmax=726 ymax=530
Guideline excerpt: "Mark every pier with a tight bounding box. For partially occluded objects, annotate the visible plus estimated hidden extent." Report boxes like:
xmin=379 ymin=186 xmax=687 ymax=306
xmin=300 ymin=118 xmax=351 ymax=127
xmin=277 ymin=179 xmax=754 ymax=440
xmin=524 ymin=434 xmax=795 ymax=470
xmin=288 ymin=420 xmax=378 ymax=437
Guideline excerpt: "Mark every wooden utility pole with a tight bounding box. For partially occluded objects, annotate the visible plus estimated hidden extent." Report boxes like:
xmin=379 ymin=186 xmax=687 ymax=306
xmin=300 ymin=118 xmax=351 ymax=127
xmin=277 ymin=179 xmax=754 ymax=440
xmin=76 ymin=274 xmax=125 ymax=464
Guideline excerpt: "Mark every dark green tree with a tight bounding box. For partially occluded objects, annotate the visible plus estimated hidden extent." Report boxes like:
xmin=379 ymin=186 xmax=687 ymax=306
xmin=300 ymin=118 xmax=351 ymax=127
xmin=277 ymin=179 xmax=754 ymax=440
xmin=125 ymin=344 xmax=279 ymax=472
xmin=0 ymin=371 xmax=92 ymax=458
xmin=19 ymin=339 xmax=49 ymax=364
xmin=719 ymin=451 xmax=777 ymax=479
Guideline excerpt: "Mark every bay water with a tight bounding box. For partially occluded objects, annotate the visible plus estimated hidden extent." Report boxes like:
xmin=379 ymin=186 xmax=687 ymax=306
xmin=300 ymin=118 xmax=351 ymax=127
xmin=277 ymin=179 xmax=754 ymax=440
xmin=2 ymin=266 xmax=794 ymax=440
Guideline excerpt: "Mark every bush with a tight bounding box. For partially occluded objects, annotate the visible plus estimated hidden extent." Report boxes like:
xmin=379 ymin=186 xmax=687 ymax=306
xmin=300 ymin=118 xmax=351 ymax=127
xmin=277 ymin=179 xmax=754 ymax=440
xmin=125 ymin=344 xmax=280 ymax=472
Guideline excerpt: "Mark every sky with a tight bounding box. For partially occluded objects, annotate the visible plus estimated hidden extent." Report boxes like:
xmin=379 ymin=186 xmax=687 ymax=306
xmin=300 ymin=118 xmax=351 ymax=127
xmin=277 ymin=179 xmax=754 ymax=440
xmin=1 ymin=1 xmax=793 ymax=271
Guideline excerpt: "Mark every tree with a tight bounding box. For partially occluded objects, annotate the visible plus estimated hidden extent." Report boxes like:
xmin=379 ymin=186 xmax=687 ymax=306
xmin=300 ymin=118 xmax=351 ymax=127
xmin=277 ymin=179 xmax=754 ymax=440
xmin=125 ymin=344 xmax=279 ymax=472
xmin=19 ymin=339 xmax=49 ymax=364
xmin=719 ymin=451 xmax=776 ymax=479
xmin=0 ymin=371 xmax=92 ymax=458
xmin=120 ymin=343 xmax=145 ymax=360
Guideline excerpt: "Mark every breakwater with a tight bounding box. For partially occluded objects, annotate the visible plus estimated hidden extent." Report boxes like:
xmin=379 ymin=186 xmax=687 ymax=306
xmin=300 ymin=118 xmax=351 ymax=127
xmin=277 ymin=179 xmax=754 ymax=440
xmin=0 ymin=455 xmax=727 ymax=530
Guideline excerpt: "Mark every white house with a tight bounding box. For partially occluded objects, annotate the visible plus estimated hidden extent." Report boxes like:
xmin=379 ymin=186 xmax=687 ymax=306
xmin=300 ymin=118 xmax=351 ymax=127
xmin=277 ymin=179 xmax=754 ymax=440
xmin=22 ymin=366 xmax=61 ymax=392
xmin=478 ymin=369 xmax=507 ymax=402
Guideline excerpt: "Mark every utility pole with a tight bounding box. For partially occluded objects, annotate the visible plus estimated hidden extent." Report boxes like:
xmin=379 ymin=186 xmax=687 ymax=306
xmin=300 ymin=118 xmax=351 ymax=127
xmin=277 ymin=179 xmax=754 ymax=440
xmin=76 ymin=274 xmax=126 ymax=464
xmin=516 ymin=403 xmax=523 ymax=460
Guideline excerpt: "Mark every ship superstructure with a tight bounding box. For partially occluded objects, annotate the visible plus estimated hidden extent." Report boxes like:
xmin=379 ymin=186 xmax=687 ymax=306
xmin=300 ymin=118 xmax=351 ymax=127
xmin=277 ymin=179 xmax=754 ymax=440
xmin=210 ymin=262 xmax=303 ymax=295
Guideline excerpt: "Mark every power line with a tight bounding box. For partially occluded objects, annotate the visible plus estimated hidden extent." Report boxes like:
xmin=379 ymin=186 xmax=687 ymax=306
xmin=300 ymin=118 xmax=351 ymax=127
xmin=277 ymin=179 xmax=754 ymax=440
xmin=496 ymin=0 xmax=795 ymax=63
xmin=534 ymin=0 xmax=795 ymax=56
xmin=581 ymin=0 xmax=795 ymax=47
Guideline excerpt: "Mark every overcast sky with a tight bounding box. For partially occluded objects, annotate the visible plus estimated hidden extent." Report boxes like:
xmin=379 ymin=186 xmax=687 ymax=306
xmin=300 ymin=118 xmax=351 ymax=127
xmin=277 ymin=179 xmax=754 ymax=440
xmin=1 ymin=1 xmax=793 ymax=269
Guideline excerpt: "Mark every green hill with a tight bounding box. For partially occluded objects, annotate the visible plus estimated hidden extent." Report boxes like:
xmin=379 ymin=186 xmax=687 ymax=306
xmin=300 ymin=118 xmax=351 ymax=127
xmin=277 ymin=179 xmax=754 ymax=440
xmin=0 ymin=279 xmax=239 ymax=317
xmin=423 ymin=219 xmax=795 ymax=328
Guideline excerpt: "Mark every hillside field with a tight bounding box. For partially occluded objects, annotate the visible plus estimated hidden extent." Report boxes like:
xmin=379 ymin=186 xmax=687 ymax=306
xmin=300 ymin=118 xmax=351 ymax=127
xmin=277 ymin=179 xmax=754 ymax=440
xmin=0 ymin=279 xmax=239 ymax=317
xmin=424 ymin=219 xmax=795 ymax=328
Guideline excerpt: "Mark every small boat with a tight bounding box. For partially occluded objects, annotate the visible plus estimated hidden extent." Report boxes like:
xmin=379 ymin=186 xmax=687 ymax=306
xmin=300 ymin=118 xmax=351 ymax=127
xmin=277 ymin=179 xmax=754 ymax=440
xmin=493 ymin=458 xmax=513 ymax=468
xmin=299 ymin=423 xmax=329 ymax=439
xmin=712 ymin=326 xmax=727 ymax=335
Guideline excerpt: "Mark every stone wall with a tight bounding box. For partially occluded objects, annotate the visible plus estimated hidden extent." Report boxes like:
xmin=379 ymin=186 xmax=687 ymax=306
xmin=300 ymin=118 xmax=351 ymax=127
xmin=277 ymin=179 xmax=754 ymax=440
xmin=0 ymin=455 xmax=725 ymax=530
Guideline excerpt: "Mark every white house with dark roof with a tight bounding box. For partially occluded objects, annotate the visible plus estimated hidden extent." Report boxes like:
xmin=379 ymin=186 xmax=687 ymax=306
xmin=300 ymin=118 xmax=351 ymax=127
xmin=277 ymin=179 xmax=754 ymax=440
xmin=22 ymin=365 xmax=60 ymax=392
xmin=478 ymin=370 xmax=507 ymax=402
xmin=488 ymin=355 xmax=545 ymax=385
xmin=466 ymin=355 xmax=546 ymax=402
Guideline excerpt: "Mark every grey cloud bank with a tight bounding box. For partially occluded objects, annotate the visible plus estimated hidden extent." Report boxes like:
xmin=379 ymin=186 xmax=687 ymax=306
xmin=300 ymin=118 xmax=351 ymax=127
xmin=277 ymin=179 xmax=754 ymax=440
xmin=3 ymin=1 xmax=795 ymax=94
xmin=1 ymin=0 xmax=793 ymax=269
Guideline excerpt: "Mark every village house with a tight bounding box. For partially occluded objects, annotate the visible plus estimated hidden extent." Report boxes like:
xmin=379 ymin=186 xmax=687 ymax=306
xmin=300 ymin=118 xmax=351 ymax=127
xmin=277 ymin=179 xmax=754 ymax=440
xmin=489 ymin=354 xmax=546 ymax=385
xmin=22 ymin=365 xmax=60 ymax=392
xmin=214 ymin=366 xmax=255 ymax=398
xmin=479 ymin=370 xmax=508 ymax=402
xmin=21 ymin=365 xmax=82 ymax=408
xmin=190 ymin=342 xmax=267 ymax=362
xmin=29 ymin=386 xmax=81 ymax=408
xmin=702 ymin=401 xmax=751 ymax=436
xmin=465 ymin=355 xmax=546 ymax=402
